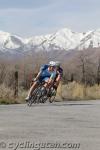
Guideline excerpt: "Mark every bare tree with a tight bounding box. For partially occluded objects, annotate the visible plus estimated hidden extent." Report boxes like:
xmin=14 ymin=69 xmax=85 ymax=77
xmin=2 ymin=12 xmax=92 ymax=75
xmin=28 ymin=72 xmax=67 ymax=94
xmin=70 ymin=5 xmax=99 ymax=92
xmin=0 ymin=63 xmax=6 ymax=84
xmin=76 ymin=51 xmax=96 ymax=85
xmin=97 ymin=57 xmax=100 ymax=85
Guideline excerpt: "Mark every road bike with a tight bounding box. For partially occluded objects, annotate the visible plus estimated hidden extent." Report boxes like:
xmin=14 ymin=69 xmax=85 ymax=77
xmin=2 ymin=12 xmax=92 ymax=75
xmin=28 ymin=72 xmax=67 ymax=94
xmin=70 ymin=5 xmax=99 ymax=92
xmin=27 ymin=81 xmax=56 ymax=106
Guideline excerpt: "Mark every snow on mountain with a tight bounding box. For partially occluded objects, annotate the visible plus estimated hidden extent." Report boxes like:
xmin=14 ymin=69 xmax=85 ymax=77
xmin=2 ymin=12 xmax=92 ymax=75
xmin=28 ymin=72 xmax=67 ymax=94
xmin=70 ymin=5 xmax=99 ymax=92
xmin=0 ymin=28 xmax=100 ymax=54
xmin=0 ymin=31 xmax=26 ymax=53
xmin=26 ymin=28 xmax=84 ymax=51
xmin=46 ymin=28 xmax=84 ymax=50
xmin=27 ymin=28 xmax=100 ymax=51
xmin=77 ymin=29 xmax=100 ymax=49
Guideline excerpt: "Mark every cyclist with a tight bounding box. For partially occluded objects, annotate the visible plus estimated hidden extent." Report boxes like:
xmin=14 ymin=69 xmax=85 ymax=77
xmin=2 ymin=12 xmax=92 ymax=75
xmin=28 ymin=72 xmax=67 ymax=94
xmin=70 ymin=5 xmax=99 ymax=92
xmin=54 ymin=61 xmax=63 ymax=90
xmin=25 ymin=61 xmax=56 ymax=101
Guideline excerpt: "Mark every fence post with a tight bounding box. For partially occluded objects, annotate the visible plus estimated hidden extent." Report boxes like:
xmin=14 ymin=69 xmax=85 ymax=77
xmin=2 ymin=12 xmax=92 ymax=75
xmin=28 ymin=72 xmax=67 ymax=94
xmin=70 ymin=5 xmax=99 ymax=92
xmin=14 ymin=71 xmax=18 ymax=98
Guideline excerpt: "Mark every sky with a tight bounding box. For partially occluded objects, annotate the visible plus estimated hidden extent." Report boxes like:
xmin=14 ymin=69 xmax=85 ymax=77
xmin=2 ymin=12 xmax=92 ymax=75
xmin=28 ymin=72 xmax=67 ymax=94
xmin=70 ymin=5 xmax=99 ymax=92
xmin=0 ymin=0 xmax=100 ymax=37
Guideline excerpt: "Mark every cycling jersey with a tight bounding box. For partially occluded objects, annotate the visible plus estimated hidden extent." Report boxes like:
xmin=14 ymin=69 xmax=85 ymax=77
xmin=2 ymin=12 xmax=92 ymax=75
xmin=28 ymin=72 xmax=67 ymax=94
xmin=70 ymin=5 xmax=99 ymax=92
xmin=38 ymin=64 xmax=56 ymax=82
xmin=56 ymin=67 xmax=63 ymax=78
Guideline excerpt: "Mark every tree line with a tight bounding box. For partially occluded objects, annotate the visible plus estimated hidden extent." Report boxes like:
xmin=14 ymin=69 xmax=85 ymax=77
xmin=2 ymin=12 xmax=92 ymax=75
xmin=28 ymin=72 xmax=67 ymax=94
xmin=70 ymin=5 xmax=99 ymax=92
xmin=0 ymin=50 xmax=100 ymax=90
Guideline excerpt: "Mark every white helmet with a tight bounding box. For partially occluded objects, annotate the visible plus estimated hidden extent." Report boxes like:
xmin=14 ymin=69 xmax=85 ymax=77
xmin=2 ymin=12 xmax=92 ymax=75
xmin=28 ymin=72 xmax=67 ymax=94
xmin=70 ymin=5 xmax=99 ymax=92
xmin=55 ymin=61 xmax=61 ymax=67
xmin=48 ymin=61 xmax=55 ymax=67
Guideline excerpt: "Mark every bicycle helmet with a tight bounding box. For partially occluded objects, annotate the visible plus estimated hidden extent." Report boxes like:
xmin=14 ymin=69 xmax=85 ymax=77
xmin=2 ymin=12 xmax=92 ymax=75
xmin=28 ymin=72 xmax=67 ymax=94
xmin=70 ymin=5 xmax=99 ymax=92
xmin=48 ymin=61 xmax=56 ymax=67
xmin=55 ymin=61 xmax=61 ymax=67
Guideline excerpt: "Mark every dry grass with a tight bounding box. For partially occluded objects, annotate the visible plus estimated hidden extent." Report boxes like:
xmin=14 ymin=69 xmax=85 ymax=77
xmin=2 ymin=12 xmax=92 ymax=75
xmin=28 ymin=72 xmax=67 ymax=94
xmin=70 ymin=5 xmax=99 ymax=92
xmin=1 ymin=82 xmax=100 ymax=104
xmin=17 ymin=87 xmax=27 ymax=103
xmin=0 ymin=84 xmax=14 ymax=104
xmin=60 ymin=81 xmax=100 ymax=100
xmin=0 ymin=84 xmax=26 ymax=104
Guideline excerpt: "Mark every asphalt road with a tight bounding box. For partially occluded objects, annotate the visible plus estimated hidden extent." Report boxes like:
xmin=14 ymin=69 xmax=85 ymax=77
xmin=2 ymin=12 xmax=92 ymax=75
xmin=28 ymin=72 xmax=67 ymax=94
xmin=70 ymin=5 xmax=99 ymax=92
xmin=0 ymin=100 xmax=100 ymax=150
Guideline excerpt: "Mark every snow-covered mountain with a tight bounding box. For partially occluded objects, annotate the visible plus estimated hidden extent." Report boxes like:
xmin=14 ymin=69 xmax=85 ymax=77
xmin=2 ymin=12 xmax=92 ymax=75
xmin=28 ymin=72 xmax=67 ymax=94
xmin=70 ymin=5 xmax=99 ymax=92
xmin=0 ymin=28 xmax=100 ymax=55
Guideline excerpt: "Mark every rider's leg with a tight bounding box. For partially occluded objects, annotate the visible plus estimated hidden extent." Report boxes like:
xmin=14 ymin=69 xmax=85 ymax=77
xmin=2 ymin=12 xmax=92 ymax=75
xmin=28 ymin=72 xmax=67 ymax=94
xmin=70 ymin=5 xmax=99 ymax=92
xmin=43 ymin=78 xmax=54 ymax=88
xmin=25 ymin=81 xmax=38 ymax=100
xmin=39 ymin=78 xmax=51 ymax=95
xmin=54 ymin=76 xmax=61 ymax=90
xmin=43 ymin=78 xmax=54 ymax=94
xmin=43 ymin=78 xmax=56 ymax=97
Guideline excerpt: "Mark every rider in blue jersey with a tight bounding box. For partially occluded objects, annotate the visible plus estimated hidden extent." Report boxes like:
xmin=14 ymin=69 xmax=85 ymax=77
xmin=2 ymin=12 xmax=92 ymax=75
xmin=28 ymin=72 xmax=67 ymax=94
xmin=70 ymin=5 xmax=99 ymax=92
xmin=39 ymin=64 xmax=56 ymax=82
xmin=25 ymin=61 xmax=56 ymax=101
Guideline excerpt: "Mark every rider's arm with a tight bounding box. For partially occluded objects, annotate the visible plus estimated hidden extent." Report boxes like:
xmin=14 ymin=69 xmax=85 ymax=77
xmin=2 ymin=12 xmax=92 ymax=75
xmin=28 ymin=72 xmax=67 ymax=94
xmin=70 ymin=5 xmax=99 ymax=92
xmin=57 ymin=68 xmax=63 ymax=80
xmin=57 ymin=74 xmax=61 ymax=80
xmin=34 ymin=65 xmax=46 ymax=81
xmin=56 ymin=71 xmax=61 ymax=80
xmin=35 ymin=71 xmax=41 ymax=80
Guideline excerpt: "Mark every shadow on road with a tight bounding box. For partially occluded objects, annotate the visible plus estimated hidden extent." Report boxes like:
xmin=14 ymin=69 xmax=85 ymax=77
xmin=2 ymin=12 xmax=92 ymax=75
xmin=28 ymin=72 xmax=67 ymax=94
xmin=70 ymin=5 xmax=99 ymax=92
xmin=28 ymin=102 xmax=93 ymax=107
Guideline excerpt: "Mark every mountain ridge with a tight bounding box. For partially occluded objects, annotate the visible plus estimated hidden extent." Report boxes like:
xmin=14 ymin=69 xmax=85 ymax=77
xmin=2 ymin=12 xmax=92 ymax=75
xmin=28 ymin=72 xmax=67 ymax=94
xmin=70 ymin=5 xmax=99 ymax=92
xmin=0 ymin=27 xmax=100 ymax=54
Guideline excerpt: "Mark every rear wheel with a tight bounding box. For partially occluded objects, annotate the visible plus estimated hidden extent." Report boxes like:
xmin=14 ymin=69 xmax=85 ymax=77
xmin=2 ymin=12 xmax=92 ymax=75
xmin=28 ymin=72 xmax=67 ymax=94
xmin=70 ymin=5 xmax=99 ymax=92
xmin=48 ymin=88 xmax=56 ymax=103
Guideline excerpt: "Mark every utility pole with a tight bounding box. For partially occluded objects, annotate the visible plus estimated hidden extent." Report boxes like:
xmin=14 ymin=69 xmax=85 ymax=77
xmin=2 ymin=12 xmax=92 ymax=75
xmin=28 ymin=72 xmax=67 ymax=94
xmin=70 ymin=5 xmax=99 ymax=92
xmin=14 ymin=65 xmax=19 ymax=98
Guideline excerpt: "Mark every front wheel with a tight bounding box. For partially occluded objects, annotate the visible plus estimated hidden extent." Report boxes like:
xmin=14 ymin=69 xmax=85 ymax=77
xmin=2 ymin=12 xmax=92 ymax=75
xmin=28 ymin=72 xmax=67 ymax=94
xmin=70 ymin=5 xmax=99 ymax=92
xmin=27 ymin=88 xmax=40 ymax=106
xmin=36 ymin=86 xmax=48 ymax=103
